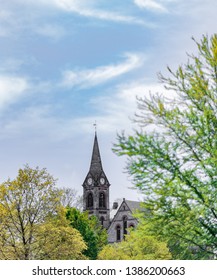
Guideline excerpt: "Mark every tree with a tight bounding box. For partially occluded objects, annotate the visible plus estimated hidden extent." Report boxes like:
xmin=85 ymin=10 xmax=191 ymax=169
xmin=66 ymin=208 xmax=107 ymax=259
xmin=0 ymin=165 xmax=61 ymax=259
xmin=59 ymin=187 xmax=83 ymax=210
xmin=98 ymin=224 xmax=171 ymax=260
xmin=114 ymin=35 xmax=217 ymax=259
xmin=98 ymin=243 xmax=126 ymax=260
xmin=35 ymin=209 xmax=87 ymax=260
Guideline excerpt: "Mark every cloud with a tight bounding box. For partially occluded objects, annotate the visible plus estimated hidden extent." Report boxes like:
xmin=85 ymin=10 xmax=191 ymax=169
xmin=10 ymin=0 xmax=151 ymax=26
xmin=0 ymin=76 xmax=29 ymax=109
xmin=0 ymin=10 xmax=14 ymax=37
xmin=134 ymin=0 xmax=167 ymax=12
xmin=36 ymin=24 xmax=66 ymax=40
xmin=0 ymin=10 xmax=12 ymax=22
xmin=61 ymin=53 xmax=145 ymax=89
xmin=0 ymin=58 xmax=25 ymax=72
xmin=0 ymin=0 xmax=158 ymax=40
xmin=55 ymin=0 xmax=149 ymax=25
xmin=0 ymin=80 xmax=163 ymax=140
xmin=84 ymin=80 xmax=166 ymax=134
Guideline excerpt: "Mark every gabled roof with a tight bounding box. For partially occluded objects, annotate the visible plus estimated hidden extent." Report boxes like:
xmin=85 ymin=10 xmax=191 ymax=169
xmin=126 ymin=200 xmax=142 ymax=212
xmin=110 ymin=198 xmax=142 ymax=220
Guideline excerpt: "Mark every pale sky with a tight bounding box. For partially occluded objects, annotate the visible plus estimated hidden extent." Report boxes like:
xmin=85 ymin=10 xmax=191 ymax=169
xmin=0 ymin=0 xmax=216 ymax=203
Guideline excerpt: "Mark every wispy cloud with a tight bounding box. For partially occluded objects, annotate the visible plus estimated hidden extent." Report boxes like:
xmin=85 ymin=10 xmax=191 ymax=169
xmin=0 ymin=0 xmax=155 ymax=41
xmin=14 ymin=0 xmax=150 ymax=26
xmin=56 ymin=0 xmax=149 ymax=25
xmin=134 ymin=0 xmax=167 ymax=12
xmin=77 ymin=80 xmax=166 ymax=133
xmin=61 ymin=53 xmax=145 ymax=89
xmin=0 ymin=76 xmax=29 ymax=110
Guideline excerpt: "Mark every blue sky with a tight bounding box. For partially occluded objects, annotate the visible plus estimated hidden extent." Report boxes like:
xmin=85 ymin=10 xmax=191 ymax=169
xmin=0 ymin=0 xmax=217 ymax=203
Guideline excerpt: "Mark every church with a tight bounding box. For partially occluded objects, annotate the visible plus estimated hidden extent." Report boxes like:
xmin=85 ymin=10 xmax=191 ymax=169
xmin=82 ymin=132 xmax=141 ymax=243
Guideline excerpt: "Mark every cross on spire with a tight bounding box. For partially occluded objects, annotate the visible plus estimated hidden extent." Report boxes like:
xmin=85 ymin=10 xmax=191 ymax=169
xmin=93 ymin=121 xmax=97 ymax=133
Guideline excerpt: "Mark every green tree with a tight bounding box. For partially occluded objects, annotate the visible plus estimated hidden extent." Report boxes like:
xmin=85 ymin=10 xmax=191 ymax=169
xmin=66 ymin=208 xmax=107 ymax=259
xmin=114 ymin=35 xmax=217 ymax=259
xmin=0 ymin=165 xmax=82 ymax=259
xmin=35 ymin=209 xmax=87 ymax=260
xmin=98 ymin=243 xmax=126 ymax=260
xmin=98 ymin=224 xmax=171 ymax=260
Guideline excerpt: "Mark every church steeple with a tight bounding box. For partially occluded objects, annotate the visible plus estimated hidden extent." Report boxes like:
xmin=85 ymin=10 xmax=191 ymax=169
xmin=82 ymin=131 xmax=110 ymax=229
xmin=89 ymin=132 xmax=103 ymax=175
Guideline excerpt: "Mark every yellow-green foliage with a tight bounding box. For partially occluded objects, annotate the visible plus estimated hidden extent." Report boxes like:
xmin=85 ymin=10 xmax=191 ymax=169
xmin=35 ymin=211 xmax=87 ymax=260
xmin=114 ymin=35 xmax=217 ymax=260
xmin=0 ymin=165 xmax=87 ymax=260
xmin=98 ymin=226 xmax=171 ymax=260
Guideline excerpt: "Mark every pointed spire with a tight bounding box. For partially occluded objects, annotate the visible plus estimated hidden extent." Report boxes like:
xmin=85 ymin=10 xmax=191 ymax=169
xmin=89 ymin=131 xmax=103 ymax=174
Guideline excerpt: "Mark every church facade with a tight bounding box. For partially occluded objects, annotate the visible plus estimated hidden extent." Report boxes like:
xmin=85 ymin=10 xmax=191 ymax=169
xmin=82 ymin=132 xmax=140 ymax=243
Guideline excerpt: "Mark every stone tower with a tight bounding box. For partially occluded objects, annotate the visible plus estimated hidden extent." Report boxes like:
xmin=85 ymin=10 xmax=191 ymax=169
xmin=82 ymin=132 xmax=110 ymax=229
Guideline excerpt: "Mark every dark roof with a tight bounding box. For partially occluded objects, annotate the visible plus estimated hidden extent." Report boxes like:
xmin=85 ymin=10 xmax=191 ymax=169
xmin=89 ymin=132 xmax=103 ymax=175
xmin=110 ymin=198 xmax=142 ymax=219
xmin=125 ymin=200 xmax=142 ymax=212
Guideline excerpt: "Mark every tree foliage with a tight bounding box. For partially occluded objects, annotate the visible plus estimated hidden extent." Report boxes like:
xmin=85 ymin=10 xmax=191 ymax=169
xmin=0 ymin=165 xmax=86 ymax=260
xmin=35 ymin=209 xmax=87 ymax=260
xmin=59 ymin=187 xmax=83 ymax=210
xmin=114 ymin=35 xmax=217 ymax=259
xmin=66 ymin=208 xmax=107 ymax=259
xmin=98 ymin=224 xmax=171 ymax=260
xmin=0 ymin=165 xmax=61 ymax=259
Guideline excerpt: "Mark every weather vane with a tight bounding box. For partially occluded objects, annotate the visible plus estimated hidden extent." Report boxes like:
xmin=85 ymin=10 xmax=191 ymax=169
xmin=93 ymin=121 xmax=97 ymax=132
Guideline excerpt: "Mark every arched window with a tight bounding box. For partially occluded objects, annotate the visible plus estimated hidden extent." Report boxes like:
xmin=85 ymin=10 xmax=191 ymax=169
xmin=123 ymin=216 xmax=127 ymax=239
xmin=87 ymin=193 xmax=93 ymax=208
xmin=116 ymin=225 xmax=121 ymax=242
xmin=129 ymin=223 xmax=135 ymax=229
xmin=99 ymin=192 xmax=106 ymax=208
xmin=100 ymin=216 xmax=105 ymax=226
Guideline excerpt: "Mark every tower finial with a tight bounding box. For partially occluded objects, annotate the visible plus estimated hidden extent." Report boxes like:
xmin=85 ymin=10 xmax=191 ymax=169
xmin=93 ymin=121 xmax=97 ymax=133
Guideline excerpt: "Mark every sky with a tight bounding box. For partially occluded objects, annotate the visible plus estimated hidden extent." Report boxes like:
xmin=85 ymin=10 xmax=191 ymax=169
xmin=0 ymin=0 xmax=217 ymax=204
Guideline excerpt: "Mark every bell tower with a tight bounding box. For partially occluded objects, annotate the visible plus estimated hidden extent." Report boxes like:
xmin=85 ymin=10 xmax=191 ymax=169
xmin=82 ymin=132 xmax=110 ymax=229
